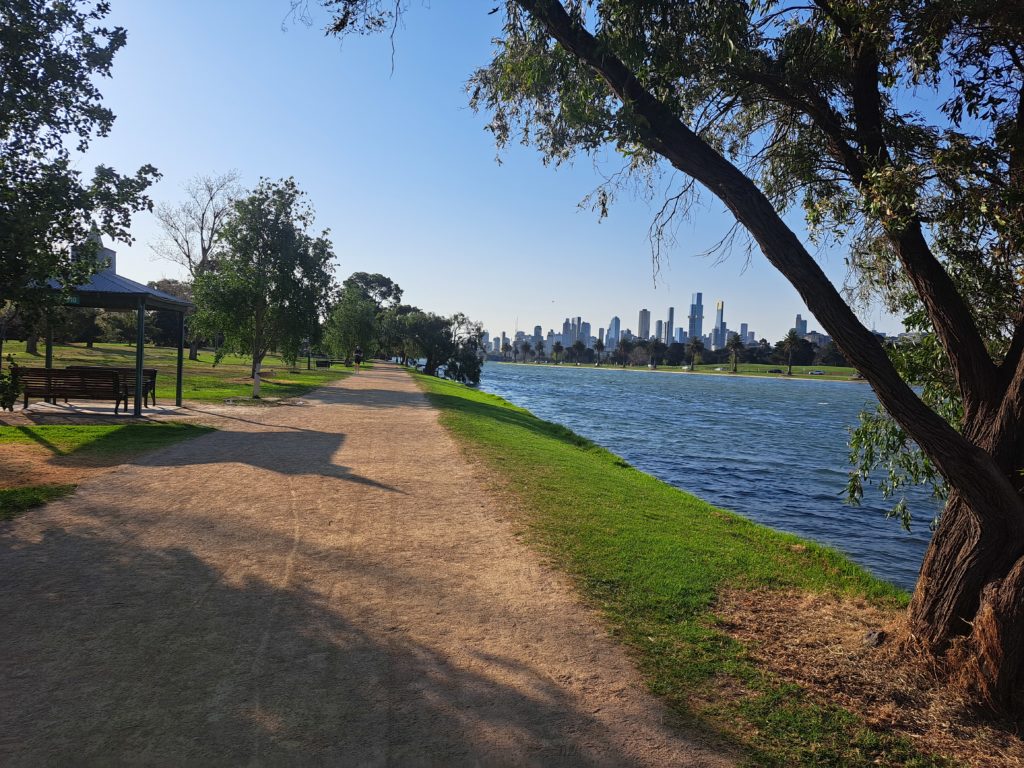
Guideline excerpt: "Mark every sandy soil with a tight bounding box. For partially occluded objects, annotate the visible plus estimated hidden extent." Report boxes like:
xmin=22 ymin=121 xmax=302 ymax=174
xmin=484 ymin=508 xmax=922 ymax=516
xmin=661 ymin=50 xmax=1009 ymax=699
xmin=0 ymin=363 xmax=732 ymax=766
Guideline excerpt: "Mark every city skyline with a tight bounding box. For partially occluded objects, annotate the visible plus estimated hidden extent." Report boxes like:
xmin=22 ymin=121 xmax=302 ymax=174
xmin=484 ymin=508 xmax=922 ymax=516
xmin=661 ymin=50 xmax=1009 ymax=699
xmin=481 ymin=299 xmax=842 ymax=357
xmin=74 ymin=2 xmax=904 ymax=351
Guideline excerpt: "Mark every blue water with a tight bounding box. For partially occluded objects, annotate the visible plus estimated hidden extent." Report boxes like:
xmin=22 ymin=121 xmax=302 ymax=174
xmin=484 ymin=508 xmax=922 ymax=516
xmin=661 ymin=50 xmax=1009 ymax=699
xmin=478 ymin=363 xmax=935 ymax=590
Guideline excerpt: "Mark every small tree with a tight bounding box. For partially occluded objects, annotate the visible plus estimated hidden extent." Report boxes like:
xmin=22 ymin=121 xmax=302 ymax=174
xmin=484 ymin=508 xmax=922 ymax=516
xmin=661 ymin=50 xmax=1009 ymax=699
xmin=551 ymin=340 xmax=563 ymax=363
xmin=325 ymin=286 xmax=377 ymax=361
xmin=520 ymin=339 xmax=532 ymax=362
xmin=151 ymin=171 xmax=242 ymax=359
xmin=727 ymin=334 xmax=745 ymax=374
xmin=687 ymin=339 xmax=704 ymax=369
xmin=571 ymin=340 xmax=586 ymax=364
xmin=594 ymin=338 xmax=604 ymax=365
xmin=192 ymin=178 xmax=335 ymax=398
xmin=615 ymin=337 xmax=631 ymax=367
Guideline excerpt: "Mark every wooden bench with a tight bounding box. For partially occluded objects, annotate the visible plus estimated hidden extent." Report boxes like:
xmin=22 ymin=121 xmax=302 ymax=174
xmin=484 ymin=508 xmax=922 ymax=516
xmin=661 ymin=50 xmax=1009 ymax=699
xmin=66 ymin=366 xmax=157 ymax=411
xmin=18 ymin=367 xmax=158 ymax=413
xmin=18 ymin=367 xmax=123 ymax=412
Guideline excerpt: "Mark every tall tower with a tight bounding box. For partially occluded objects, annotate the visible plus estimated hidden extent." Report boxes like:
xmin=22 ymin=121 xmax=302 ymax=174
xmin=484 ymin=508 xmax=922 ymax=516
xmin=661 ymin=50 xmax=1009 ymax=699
xmin=607 ymin=316 xmax=621 ymax=345
xmin=638 ymin=308 xmax=651 ymax=340
xmin=666 ymin=307 xmax=674 ymax=343
xmin=655 ymin=320 xmax=664 ymax=343
xmin=688 ymin=293 xmax=704 ymax=341
xmin=712 ymin=300 xmax=726 ymax=349
xmin=795 ymin=313 xmax=808 ymax=336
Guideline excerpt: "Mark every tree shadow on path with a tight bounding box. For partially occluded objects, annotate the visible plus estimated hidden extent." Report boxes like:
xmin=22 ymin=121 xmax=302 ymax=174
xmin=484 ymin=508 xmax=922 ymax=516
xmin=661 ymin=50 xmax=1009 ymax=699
xmin=0 ymin=522 xmax=676 ymax=766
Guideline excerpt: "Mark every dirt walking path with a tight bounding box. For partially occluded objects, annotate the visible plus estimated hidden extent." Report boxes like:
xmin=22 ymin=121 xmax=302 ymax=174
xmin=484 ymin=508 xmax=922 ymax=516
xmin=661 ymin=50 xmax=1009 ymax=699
xmin=0 ymin=363 xmax=732 ymax=767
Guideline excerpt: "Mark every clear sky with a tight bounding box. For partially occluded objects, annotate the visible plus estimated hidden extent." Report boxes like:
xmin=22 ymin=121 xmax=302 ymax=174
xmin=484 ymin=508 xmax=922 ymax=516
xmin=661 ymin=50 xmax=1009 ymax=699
xmin=80 ymin=1 xmax=900 ymax=343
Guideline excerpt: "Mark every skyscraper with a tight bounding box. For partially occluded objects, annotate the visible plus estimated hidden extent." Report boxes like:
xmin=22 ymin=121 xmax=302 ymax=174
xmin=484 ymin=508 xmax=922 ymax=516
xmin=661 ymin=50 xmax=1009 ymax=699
xmin=638 ymin=308 xmax=651 ymax=340
xmin=581 ymin=321 xmax=592 ymax=347
xmin=655 ymin=320 xmax=664 ymax=343
xmin=607 ymin=316 xmax=621 ymax=345
xmin=712 ymin=300 xmax=726 ymax=349
xmin=666 ymin=307 xmax=674 ymax=343
xmin=795 ymin=313 xmax=808 ymax=336
xmin=688 ymin=293 xmax=704 ymax=341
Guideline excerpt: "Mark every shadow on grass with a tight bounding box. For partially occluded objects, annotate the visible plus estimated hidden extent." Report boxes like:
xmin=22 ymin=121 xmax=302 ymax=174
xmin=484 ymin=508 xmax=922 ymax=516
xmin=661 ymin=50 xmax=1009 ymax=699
xmin=423 ymin=392 xmax=609 ymax=454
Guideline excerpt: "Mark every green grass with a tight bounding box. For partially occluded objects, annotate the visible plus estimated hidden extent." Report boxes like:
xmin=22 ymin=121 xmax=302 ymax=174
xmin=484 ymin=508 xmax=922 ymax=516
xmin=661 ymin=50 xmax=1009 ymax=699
xmin=0 ymin=422 xmax=214 ymax=457
xmin=1 ymin=422 xmax=215 ymax=520
xmin=415 ymin=373 xmax=950 ymax=767
xmin=0 ymin=484 xmax=76 ymax=521
xmin=2 ymin=341 xmax=351 ymax=402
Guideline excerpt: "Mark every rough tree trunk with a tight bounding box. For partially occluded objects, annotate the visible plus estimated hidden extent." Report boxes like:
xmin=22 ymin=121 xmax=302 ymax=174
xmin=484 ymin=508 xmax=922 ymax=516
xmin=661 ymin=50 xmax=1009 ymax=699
xmin=251 ymin=356 xmax=262 ymax=399
xmin=189 ymin=338 xmax=200 ymax=361
xmin=25 ymin=336 xmax=37 ymax=355
xmin=908 ymin=433 xmax=1024 ymax=712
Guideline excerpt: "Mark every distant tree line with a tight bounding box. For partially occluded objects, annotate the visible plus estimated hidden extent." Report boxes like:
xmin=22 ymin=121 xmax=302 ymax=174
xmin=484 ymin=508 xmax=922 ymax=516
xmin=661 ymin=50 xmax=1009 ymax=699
xmin=505 ymin=332 xmax=848 ymax=372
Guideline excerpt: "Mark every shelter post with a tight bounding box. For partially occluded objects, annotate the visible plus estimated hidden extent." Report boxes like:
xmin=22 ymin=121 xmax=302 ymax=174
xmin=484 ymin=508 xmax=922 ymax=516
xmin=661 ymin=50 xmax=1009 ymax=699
xmin=134 ymin=297 xmax=145 ymax=416
xmin=176 ymin=310 xmax=184 ymax=406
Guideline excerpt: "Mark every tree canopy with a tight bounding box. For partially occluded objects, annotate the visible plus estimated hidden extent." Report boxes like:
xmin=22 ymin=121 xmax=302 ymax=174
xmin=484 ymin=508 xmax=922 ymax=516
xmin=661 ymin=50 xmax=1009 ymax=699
xmin=192 ymin=178 xmax=336 ymax=397
xmin=1 ymin=0 xmax=159 ymax=317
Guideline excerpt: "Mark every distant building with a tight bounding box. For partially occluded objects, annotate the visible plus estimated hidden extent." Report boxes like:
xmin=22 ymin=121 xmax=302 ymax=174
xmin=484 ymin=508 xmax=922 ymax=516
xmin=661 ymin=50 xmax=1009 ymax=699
xmin=740 ymin=323 xmax=748 ymax=339
xmin=688 ymin=293 xmax=704 ymax=340
xmin=666 ymin=307 xmax=674 ymax=343
xmin=795 ymin=313 xmax=808 ymax=336
xmin=607 ymin=316 xmax=621 ymax=345
xmin=581 ymin=321 xmax=592 ymax=347
xmin=638 ymin=308 xmax=651 ymax=340
xmin=655 ymin=320 xmax=664 ymax=343
xmin=674 ymin=327 xmax=686 ymax=344
xmin=711 ymin=300 xmax=726 ymax=349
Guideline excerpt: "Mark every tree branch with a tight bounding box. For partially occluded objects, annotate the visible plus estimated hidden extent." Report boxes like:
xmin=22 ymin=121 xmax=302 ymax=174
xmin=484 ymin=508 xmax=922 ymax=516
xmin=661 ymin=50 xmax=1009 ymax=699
xmin=514 ymin=0 xmax=1021 ymax=516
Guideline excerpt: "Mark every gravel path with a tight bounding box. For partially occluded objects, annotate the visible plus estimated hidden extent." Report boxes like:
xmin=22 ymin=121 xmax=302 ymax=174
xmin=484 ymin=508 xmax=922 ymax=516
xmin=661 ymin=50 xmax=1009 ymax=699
xmin=0 ymin=364 xmax=732 ymax=767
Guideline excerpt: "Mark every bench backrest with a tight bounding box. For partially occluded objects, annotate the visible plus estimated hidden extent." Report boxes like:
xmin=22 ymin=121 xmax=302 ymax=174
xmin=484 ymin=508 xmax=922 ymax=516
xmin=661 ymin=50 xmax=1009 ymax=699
xmin=17 ymin=367 xmax=121 ymax=397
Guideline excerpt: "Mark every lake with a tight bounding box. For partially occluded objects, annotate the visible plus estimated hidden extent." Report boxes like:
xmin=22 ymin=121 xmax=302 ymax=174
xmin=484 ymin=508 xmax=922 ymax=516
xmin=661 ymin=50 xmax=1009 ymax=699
xmin=478 ymin=363 xmax=935 ymax=591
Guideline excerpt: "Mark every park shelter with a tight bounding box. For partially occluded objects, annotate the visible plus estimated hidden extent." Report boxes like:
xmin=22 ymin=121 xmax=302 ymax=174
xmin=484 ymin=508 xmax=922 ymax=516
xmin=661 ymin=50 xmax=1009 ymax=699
xmin=46 ymin=235 xmax=192 ymax=416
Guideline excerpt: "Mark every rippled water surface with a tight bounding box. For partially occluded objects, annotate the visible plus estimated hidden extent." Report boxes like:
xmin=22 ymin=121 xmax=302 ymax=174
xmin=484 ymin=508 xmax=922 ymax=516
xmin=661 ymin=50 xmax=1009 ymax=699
xmin=478 ymin=363 xmax=935 ymax=590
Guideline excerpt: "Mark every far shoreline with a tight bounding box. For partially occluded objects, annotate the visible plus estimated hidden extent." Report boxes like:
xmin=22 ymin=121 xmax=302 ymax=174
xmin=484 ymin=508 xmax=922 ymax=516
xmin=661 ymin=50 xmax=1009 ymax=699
xmin=489 ymin=360 xmax=871 ymax=385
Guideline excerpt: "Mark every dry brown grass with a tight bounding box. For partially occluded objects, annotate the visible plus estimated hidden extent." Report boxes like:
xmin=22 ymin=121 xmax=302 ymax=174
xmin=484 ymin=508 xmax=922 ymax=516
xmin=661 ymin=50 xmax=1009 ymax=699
xmin=713 ymin=588 xmax=1024 ymax=767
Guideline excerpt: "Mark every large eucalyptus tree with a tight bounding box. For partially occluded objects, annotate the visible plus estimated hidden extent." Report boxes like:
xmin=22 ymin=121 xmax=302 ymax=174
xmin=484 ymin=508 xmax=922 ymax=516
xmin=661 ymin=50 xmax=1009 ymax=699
xmin=318 ymin=0 xmax=1024 ymax=711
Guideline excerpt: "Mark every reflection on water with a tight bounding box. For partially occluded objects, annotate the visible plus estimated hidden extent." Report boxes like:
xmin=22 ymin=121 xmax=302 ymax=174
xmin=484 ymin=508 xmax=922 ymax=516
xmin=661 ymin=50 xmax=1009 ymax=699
xmin=479 ymin=363 xmax=935 ymax=590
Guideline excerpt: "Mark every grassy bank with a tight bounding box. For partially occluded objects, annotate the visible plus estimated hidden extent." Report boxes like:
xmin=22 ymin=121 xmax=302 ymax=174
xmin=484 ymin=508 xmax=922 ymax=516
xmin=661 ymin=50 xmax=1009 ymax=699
xmin=0 ymin=423 xmax=214 ymax=519
xmin=3 ymin=341 xmax=350 ymax=402
xmin=415 ymin=374 xmax=948 ymax=767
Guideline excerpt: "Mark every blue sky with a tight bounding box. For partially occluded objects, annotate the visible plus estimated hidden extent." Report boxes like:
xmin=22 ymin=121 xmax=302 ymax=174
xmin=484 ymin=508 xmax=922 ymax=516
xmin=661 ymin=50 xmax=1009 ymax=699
xmin=81 ymin=1 xmax=899 ymax=342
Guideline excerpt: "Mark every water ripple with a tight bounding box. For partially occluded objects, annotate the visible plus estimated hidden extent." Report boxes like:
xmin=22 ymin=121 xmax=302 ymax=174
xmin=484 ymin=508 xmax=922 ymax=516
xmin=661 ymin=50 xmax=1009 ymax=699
xmin=479 ymin=364 xmax=934 ymax=590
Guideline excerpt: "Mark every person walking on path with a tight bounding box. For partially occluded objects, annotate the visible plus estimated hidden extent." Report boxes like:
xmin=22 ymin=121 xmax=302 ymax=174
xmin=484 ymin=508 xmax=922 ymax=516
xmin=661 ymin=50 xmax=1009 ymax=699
xmin=353 ymin=345 xmax=363 ymax=372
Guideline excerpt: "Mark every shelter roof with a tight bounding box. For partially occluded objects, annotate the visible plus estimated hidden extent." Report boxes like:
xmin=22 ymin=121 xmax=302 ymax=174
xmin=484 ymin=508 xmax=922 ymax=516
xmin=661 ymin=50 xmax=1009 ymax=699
xmin=49 ymin=234 xmax=191 ymax=312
